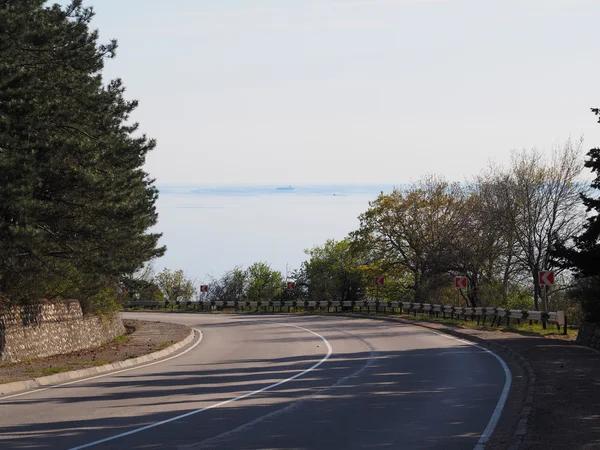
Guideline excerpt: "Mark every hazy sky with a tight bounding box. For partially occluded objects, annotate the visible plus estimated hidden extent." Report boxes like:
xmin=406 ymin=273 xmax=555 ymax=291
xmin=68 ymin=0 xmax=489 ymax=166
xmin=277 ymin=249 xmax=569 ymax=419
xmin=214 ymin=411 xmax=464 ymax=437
xmin=84 ymin=0 xmax=600 ymax=185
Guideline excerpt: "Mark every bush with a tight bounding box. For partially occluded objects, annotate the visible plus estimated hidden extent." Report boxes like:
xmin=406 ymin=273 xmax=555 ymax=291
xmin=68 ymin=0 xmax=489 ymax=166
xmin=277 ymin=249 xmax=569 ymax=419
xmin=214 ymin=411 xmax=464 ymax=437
xmin=505 ymin=288 xmax=535 ymax=311
xmin=569 ymin=276 xmax=600 ymax=323
xmin=81 ymin=284 xmax=123 ymax=318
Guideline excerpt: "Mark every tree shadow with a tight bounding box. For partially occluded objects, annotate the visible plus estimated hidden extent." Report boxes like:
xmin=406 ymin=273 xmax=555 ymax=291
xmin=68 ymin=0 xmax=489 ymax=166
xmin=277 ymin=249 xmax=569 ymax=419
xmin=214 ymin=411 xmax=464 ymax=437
xmin=1 ymin=314 xmax=598 ymax=449
xmin=0 ymin=342 xmax=509 ymax=450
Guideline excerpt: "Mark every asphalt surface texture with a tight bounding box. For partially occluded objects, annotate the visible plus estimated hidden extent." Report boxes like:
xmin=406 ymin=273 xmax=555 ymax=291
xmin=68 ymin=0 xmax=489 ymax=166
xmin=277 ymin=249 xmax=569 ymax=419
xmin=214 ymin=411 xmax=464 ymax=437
xmin=0 ymin=313 xmax=511 ymax=450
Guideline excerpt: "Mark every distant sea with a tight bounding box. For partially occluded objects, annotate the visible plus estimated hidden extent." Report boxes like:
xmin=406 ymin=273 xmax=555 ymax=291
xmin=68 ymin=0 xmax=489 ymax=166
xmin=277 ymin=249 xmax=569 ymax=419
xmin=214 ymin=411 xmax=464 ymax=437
xmin=151 ymin=184 xmax=397 ymax=282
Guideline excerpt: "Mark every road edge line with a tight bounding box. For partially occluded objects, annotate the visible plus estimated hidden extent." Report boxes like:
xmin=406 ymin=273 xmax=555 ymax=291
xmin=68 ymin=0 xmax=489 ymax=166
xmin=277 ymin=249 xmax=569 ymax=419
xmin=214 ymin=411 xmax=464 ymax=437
xmin=321 ymin=313 xmax=533 ymax=450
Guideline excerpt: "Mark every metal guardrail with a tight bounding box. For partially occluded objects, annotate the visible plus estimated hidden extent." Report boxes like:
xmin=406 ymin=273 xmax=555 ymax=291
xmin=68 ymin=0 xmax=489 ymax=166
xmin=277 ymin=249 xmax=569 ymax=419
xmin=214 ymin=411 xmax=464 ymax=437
xmin=127 ymin=300 xmax=166 ymax=309
xmin=126 ymin=300 xmax=567 ymax=333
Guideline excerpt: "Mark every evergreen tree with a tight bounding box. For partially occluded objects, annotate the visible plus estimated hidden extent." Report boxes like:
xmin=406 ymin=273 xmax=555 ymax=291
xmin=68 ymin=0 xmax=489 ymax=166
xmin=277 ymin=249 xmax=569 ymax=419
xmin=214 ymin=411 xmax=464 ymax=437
xmin=0 ymin=1 xmax=165 ymax=307
xmin=553 ymin=109 xmax=600 ymax=321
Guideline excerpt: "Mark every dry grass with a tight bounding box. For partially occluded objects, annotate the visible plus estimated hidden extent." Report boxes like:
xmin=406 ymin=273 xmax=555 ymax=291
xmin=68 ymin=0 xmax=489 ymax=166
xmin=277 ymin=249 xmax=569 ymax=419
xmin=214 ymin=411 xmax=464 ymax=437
xmin=26 ymin=366 xmax=69 ymax=377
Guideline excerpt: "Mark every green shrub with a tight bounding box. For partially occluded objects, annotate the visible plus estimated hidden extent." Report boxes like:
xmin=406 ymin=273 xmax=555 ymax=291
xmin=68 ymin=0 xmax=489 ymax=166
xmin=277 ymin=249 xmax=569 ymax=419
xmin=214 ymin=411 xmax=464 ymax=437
xmin=569 ymin=276 xmax=600 ymax=323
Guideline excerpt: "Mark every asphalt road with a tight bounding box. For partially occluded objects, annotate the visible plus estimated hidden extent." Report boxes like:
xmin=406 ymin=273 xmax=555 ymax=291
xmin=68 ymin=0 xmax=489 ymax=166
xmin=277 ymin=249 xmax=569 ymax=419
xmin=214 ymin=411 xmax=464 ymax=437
xmin=0 ymin=313 xmax=510 ymax=450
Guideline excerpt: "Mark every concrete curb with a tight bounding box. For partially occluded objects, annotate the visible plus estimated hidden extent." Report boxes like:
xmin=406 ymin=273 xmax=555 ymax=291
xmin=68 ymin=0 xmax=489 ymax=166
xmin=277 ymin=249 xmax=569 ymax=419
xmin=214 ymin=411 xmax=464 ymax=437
xmin=0 ymin=327 xmax=198 ymax=396
xmin=326 ymin=313 xmax=535 ymax=450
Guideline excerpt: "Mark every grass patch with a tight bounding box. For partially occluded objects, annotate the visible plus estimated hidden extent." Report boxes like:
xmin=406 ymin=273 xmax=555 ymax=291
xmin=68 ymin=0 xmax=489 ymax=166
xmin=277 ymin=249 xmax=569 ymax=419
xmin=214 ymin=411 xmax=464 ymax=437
xmin=0 ymin=361 xmax=20 ymax=368
xmin=153 ymin=342 xmax=172 ymax=351
xmin=0 ymin=377 xmax=29 ymax=384
xmin=499 ymin=321 xmax=577 ymax=336
xmin=113 ymin=335 xmax=128 ymax=343
xmin=41 ymin=366 xmax=69 ymax=376
xmin=73 ymin=360 xmax=110 ymax=367
xmin=27 ymin=366 xmax=70 ymax=377
xmin=378 ymin=312 xmax=576 ymax=337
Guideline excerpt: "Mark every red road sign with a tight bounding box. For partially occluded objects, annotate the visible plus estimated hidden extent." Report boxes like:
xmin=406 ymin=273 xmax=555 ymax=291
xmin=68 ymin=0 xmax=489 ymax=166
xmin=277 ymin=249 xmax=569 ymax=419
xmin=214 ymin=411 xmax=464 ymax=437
xmin=539 ymin=271 xmax=555 ymax=286
xmin=200 ymin=285 xmax=208 ymax=292
xmin=287 ymin=281 xmax=296 ymax=290
xmin=455 ymin=276 xmax=467 ymax=289
xmin=374 ymin=276 xmax=385 ymax=287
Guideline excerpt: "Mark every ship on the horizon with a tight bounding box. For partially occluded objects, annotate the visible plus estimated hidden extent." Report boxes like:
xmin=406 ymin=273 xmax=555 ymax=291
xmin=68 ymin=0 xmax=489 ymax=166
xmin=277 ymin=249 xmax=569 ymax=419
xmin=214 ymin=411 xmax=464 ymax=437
xmin=275 ymin=185 xmax=295 ymax=191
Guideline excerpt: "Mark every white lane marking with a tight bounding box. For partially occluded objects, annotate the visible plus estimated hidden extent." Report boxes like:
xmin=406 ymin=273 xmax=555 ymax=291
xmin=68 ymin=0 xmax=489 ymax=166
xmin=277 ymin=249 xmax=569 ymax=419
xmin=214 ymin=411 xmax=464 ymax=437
xmin=181 ymin=326 xmax=377 ymax=449
xmin=420 ymin=328 xmax=512 ymax=450
xmin=223 ymin=314 xmax=511 ymax=448
xmin=67 ymin=323 xmax=334 ymax=450
xmin=0 ymin=330 xmax=203 ymax=402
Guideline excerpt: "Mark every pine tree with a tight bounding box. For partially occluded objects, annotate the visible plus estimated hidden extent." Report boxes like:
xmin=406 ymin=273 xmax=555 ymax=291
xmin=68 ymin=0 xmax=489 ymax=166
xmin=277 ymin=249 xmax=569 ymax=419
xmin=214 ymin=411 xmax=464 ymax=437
xmin=555 ymin=109 xmax=600 ymax=274
xmin=553 ymin=109 xmax=600 ymax=321
xmin=0 ymin=1 xmax=165 ymax=307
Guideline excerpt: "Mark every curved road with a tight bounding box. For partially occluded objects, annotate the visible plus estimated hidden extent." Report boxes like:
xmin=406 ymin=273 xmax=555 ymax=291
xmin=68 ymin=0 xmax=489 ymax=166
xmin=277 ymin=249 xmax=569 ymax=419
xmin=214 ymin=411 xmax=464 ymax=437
xmin=0 ymin=313 xmax=510 ymax=449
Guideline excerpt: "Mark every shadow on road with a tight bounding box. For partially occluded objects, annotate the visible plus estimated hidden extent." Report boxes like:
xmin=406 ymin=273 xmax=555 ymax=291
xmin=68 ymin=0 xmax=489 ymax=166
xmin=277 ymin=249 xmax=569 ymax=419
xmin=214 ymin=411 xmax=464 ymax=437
xmin=0 ymin=316 xmax=508 ymax=450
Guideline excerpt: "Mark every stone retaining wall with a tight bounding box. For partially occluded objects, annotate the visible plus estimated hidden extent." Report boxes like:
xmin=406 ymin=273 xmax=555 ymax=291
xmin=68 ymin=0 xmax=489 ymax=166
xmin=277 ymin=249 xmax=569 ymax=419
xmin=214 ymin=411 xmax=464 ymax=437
xmin=576 ymin=322 xmax=600 ymax=351
xmin=0 ymin=300 xmax=125 ymax=363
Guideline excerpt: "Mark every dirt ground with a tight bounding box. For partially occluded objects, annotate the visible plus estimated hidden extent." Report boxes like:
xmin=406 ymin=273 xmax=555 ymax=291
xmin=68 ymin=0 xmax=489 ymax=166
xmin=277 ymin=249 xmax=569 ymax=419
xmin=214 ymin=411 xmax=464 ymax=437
xmin=0 ymin=319 xmax=190 ymax=384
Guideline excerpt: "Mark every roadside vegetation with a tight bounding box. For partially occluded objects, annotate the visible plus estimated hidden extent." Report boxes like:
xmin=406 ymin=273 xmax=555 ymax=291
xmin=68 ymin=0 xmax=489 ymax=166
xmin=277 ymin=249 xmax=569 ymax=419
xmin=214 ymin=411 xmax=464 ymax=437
xmin=2 ymin=2 xmax=600 ymax=331
xmin=387 ymin=312 xmax=577 ymax=337
xmin=0 ymin=1 xmax=164 ymax=314
xmin=128 ymin=129 xmax=600 ymax=327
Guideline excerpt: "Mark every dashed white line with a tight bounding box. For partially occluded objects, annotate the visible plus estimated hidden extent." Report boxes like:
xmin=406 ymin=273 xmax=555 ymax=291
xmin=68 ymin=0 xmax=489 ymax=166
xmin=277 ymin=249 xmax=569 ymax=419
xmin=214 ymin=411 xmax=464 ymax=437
xmin=181 ymin=325 xmax=376 ymax=449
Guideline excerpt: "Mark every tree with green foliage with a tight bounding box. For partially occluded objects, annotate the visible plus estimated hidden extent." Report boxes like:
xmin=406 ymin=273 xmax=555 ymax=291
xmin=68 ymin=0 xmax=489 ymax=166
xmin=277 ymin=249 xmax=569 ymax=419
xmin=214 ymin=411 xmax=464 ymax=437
xmin=121 ymin=264 xmax=163 ymax=302
xmin=206 ymin=267 xmax=247 ymax=303
xmin=351 ymin=176 xmax=464 ymax=303
xmin=0 ymin=1 xmax=164 ymax=310
xmin=448 ymin=182 xmax=512 ymax=307
xmin=296 ymin=239 xmax=367 ymax=303
xmin=155 ymin=269 xmax=195 ymax=302
xmin=245 ymin=262 xmax=282 ymax=302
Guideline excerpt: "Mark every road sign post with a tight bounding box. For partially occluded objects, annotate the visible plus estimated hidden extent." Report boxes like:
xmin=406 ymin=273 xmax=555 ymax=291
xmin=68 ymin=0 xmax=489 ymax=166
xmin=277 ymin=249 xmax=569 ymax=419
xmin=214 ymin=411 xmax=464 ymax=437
xmin=557 ymin=310 xmax=567 ymax=335
xmin=200 ymin=285 xmax=208 ymax=306
xmin=374 ymin=277 xmax=385 ymax=305
xmin=455 ymin=277 xmax=467 ymax=306
xmin=538 ymin=271 xmax=555 ymax=286
xmin=455 ymin=277 xmax=467 ymax=289
xmin=286 ymin=281 xmax=295 ymax=310
xmin=538 ymin=271 xmax=555 ymax=329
